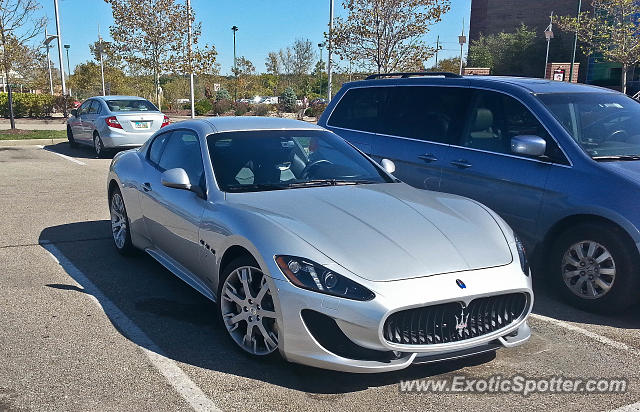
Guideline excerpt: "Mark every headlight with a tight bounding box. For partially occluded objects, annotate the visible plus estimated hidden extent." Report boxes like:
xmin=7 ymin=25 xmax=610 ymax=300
xmin=275 ymin=256 xmax=375 ymax=301
xmin=514 ymin=234 xmax=530 ymax=276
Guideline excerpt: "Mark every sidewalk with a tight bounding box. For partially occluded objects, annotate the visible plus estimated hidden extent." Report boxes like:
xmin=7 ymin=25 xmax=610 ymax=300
xmin=0 ymin=118 xmax=67 ymax=131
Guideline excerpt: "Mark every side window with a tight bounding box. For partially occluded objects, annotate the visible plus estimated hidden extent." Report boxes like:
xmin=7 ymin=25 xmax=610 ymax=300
xmin=158 ymin=130 xmax=205 ymax=188
xmin=380 ymin=86 xmax=472 ymax=143
xmin=148 ymin=132 xmax=171 ymax=165
xmin=87 ymin=100 xmax=99 ymax=114
xmin=79 ymin=100 xmax=91 ymax=115
xmin=460 ymin=90 xmax=561 ymax=159
xmin=327 ymin=87 xmax=389 ymax=133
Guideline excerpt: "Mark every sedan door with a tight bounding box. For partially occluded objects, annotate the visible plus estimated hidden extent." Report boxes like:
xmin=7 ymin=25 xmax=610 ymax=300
xmin=82 ymin=100 xmax=101 ymax=140
xmin=140 ymin=129 xmax=207 ymax=275
xmin=71 ymin=100 xmax=91 ymax=143
xmin=439 ymin=89 xmax=568 ymax=246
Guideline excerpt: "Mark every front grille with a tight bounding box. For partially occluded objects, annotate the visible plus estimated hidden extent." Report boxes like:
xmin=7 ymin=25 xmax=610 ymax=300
xmin=383 ymin=293 xmax=529 ymax=346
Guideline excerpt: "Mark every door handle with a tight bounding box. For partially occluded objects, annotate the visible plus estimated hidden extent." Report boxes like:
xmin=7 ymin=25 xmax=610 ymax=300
xmin=142 ymin=182 xmax=152 ymax=192
xmin=418 ymin=153 xmax=438 ymax=163
xmin=450 ymin=159 xmax=472 ymax=169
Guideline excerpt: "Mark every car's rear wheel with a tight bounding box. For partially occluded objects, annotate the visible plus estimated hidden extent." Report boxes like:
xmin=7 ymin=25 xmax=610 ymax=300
xmin=550 ymin=222 xmax=640 ymax=313
xmin=109 ymin=186 xmax=135 ymax=255
xmin=218 ymin=256 xmax=280 ymax=357
xmin=67 ymin=126 xmax=77 ymax=148
xmin=94 ymin=133 xmax=106 ymax=158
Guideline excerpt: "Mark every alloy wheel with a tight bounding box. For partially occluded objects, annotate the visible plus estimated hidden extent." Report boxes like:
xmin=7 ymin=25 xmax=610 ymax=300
xmin=561 ymin=240 xmax=616 ymax=299
xmin=94 ymin=135 xmax=103 ymax=156
xmin=221 ymin=266 xmax=279 ymax=355
xmin=110 ymin=193 xmax=127 ymax=250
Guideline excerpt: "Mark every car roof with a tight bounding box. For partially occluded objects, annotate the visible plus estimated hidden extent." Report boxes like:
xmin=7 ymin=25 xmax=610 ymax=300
xmin=204 ymin=116 xmax=325 ymax=133
xmin=94 ymin=96 xmax=152 ymax=101
xmin=343 ymin=75 xmax=618 ymax=95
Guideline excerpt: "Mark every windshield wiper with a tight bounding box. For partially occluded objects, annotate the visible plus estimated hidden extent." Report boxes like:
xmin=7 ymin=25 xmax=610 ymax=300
xmin=225 ymin=183 xmax=288 ymax=192
xmin=593 ymin=155 xmax=640 ymax=161
xmin=285 ymin=179 xmax=382 ymax=188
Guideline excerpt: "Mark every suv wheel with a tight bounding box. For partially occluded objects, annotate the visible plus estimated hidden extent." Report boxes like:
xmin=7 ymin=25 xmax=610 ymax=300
xmin=550 ymin=222 xmax=640 ymax=313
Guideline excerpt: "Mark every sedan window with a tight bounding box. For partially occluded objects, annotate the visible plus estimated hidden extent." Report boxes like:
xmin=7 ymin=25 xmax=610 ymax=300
xmin=106 ymin=99 xmax=159 ymax=112
xmin=207 ymin=130 xmax=393 ymax=192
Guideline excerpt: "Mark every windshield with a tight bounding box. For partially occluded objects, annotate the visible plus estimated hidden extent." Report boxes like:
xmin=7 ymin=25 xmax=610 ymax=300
xmin=207 ymin=130 xmax=393 ymax=192
xmin=106 ymin=99 xmax=159 ymax=113
xmin=538 ymin=92 xmax=640 ymax=159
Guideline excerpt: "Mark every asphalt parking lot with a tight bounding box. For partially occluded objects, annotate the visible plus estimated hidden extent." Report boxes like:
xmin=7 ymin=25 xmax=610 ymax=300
xmin=1 ymin=143 xmax=640 ymax=412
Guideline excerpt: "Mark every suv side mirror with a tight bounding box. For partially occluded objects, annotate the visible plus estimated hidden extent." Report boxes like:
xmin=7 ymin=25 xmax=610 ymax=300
xmin=511 ymin=135 xmax=546 ymax=157
xmin=70 ymin=109 xmax=78 ymax=118
xmin=381 ymin=158 xmax=396 ymax=174
xmin=161 ymin=168 xmax=205 ymax=198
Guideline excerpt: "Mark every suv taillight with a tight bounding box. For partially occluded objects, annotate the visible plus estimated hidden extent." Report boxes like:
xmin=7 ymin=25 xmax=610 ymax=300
xmin=161 ymin=115 xmax=170 ymax=128
xmin=105 ymin=116 xmax=123 ymax=129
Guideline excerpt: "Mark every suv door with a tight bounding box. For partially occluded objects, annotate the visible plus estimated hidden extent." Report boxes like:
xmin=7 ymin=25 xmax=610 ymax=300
xmin=439 ymin=89 xmax=569 ymax=246
xmin=374 ymin=86 xmax=472 ymax=191
xmin=140 ymin=129 xmax=207 ymax=275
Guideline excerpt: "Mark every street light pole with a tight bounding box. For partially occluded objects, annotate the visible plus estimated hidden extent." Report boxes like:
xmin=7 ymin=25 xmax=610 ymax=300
xmin=569 ymin=0 xmax=582 ymax=83
xmin=231 ymin=25 xmax=238 ymax=101
xmin=327 ymin=0 xmax=334 ymax=100
xmin=544 ymin=12 xmax=554 ymax=78
xmin=44 ymin=29 xmax=54 ymax=95
xmin=318 ymin=42 xmax=324 ymax=96
xmin=98 ymin=25 xmax=106 ymax=96
xmin=458 ymin=18 xmax=467 ymax=76
xmin=64 ymin=44 xmax=71 ymax=97
xmin=53 ymin=0 xmax=67 ymax=117
xmin=187 ymin=0 xmax=195 ymax=119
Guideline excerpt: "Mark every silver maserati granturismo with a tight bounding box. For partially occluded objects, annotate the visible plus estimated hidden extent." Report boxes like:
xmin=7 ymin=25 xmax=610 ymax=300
xmin=107 ymin=116 xmax=533 ymax=373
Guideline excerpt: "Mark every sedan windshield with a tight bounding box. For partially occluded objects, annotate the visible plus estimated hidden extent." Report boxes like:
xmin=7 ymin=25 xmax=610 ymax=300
xmin=538 ymin=92 xmax=640 ymax=159
xmin=106 ymin=99 xmax=159 ymax=112
xmin=207 ymin=130 xmax=393 ymax=192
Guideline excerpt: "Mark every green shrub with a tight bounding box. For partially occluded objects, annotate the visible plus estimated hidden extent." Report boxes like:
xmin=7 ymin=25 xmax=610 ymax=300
xmin=0 ymin=93 xmax=57 ymax=118
xmin=234 ymin=102 xmax=249 ymax=116
xmin=307 ymin=103 xmax=327 ymax=118
xmin=280 ymin=87 xmax=297 ymax=113
xmin=216 ymin=88 xmax=231 ymax=101
xmin=254 ymin=104 xmax=270 ymax=116
xmin=213 ymin=99 xmax=233 ymax=115
xmin=194 ymin=99 xmax=213 ymax=116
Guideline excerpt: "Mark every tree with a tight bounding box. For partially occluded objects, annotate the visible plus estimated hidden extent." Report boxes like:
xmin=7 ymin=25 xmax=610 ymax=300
xmin=265 ymin=51 xmax=281 ymax=75
xmin=0 ymin=0 xmax=46 ymax=128
xmin=468 ymin=25 xmax=541 ymax=77
xmin=105 ymin=0 xmax=217 ymax=106
xmin=280 ymin=86 xmax=297 ymax=112
xmin=233 ymin=56 xmax=256 ymax=98
xmin=556 ymin=0 xmax=640 ymax=93
xmin=331 ymin=0 xmax=450 ymax=74
xmin=69 ymin=61 xmax=133 ymax=98
xmin=89 ymin=39 xmax=123 ymax=69
xmin=429 ymin=56 xmax=463 ymax=74
xmin=278 ymin=48 xmax=294 ymax=84
xmin=292 ymin=39 xmax=315 ymax=76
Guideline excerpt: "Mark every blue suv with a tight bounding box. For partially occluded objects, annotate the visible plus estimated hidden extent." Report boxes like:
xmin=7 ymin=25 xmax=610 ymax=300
xmin=319 ymin=72 xmax=640 ymax=313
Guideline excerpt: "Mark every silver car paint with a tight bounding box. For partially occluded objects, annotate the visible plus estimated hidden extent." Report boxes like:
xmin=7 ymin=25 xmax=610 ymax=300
xmin=108 ymin=117 xmax=533 ymax=373
xmin=68 ymin=96 xmax=166 ymax=149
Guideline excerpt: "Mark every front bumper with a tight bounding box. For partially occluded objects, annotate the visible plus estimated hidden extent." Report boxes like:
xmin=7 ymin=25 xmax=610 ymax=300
xmin=271 ymin=262 xmax=533 ymax=373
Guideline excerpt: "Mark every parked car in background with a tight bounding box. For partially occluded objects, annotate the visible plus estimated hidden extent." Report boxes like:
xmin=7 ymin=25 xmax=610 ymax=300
xmin=319 ymin=72 xmax=640 ymax=313
xmin=67 ymin=96 xmax=170 ymax=157
xmin=107 ymin=116 xmax=532 ymax=372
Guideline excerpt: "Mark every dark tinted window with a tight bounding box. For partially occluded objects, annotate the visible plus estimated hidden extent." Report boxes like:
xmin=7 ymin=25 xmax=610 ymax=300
xmin=460 ymin=90 xmax=564 ymax=161
xmin=148 ymin=132 xmax=170 ymax=165
xmin=327 ymin=87 xmax=389 ymax=133
xmin=158 ymin=130 xmax=204 ymax=187
xmin=380 ymin=86 xmax=471 ymax=143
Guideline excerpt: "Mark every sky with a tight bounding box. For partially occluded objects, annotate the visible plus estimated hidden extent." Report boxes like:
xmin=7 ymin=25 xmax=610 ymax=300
xmin=38 ymin=0 xmax=471 ymax=75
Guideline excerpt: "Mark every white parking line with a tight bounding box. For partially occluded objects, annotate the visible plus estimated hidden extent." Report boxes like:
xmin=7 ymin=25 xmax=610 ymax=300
xmin=610 ymin=402 xmax=640 ymax=412
xmin=38 ymin=145 xmax=86 ymax=165
xmin=42 ymin=243 xmax=221 ymax=412
xmin=530 ymin=313 xmax=640 ymax=357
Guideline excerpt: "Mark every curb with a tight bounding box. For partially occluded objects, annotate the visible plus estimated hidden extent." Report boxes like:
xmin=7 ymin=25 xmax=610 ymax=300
xmin=0 ymin=138 xmax=67 ymax=147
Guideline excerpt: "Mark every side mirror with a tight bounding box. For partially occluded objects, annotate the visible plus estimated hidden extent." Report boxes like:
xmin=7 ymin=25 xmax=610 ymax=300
xmin=70 ymin=109 xmax=78 ymax=117
xmin=381 ymin=158 xmax=396 ymax=174
xmin=511 ymin=135 xmax=546 ymax=157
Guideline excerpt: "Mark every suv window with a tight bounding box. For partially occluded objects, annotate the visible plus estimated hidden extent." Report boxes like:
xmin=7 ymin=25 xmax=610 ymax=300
xmin=158 ymin=130 xmax=205 ymax=188
xmin=327 ymin=87 xmax=389 ymax=133
xmin=148 ymin=132 xmax=171 ymax=165
xmin=380 ymin=86 xmax=472 ymax=144
xmin=459 ymin=90 xmax=565 ymax=161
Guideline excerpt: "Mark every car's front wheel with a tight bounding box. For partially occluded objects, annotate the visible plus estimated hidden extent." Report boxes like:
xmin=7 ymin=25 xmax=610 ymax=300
xmin=550 ymin=222 xmax=640 ymax=313
xmin=218 ymin=256 xmax=280 ymax=357
xmin=109 ymin=186 xmax=135 ymax=255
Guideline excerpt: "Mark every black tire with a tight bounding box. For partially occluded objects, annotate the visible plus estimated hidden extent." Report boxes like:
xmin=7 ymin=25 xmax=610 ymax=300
xmin=217 ymin=255 xmax=281 ymax=360
xmin=67 ymin=126 xmax=77 ymax=148
xmin=93 ymin=133 xmax=107 ymax=158
xmin=550 ymin=222 xmax=640 ymax=313
xmin=109 ymin=186 xmax=136 ymax=255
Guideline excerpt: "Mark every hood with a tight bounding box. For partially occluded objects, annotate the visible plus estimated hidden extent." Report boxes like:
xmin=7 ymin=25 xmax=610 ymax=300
xmin=599 ymin=160 xmax=640 ymax=183
xmin=227 ymin=183 xmax=512 ymax=282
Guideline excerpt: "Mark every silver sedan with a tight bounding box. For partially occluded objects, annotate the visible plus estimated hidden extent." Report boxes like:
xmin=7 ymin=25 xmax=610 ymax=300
xmin=107 ymin=117 xmax=533 ymax=373
xmin=67 ymin=96 xmax=169 ymax=157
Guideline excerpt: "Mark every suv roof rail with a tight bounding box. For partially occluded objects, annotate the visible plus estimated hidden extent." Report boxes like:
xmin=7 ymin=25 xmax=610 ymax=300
xmin=365 ymin=72 xmax=463 ymax=80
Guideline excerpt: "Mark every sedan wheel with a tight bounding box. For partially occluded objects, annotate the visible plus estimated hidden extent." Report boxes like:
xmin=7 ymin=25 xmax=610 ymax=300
xmin=94 ymin=134 xmax=105 ymax=158
xmin=561 ymin=241 xmax=615 ymax=299
xmin=67 ymin=126 xmax=77 ymax=148
xmin=220 ymin=262 xmax=279 ymax=356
